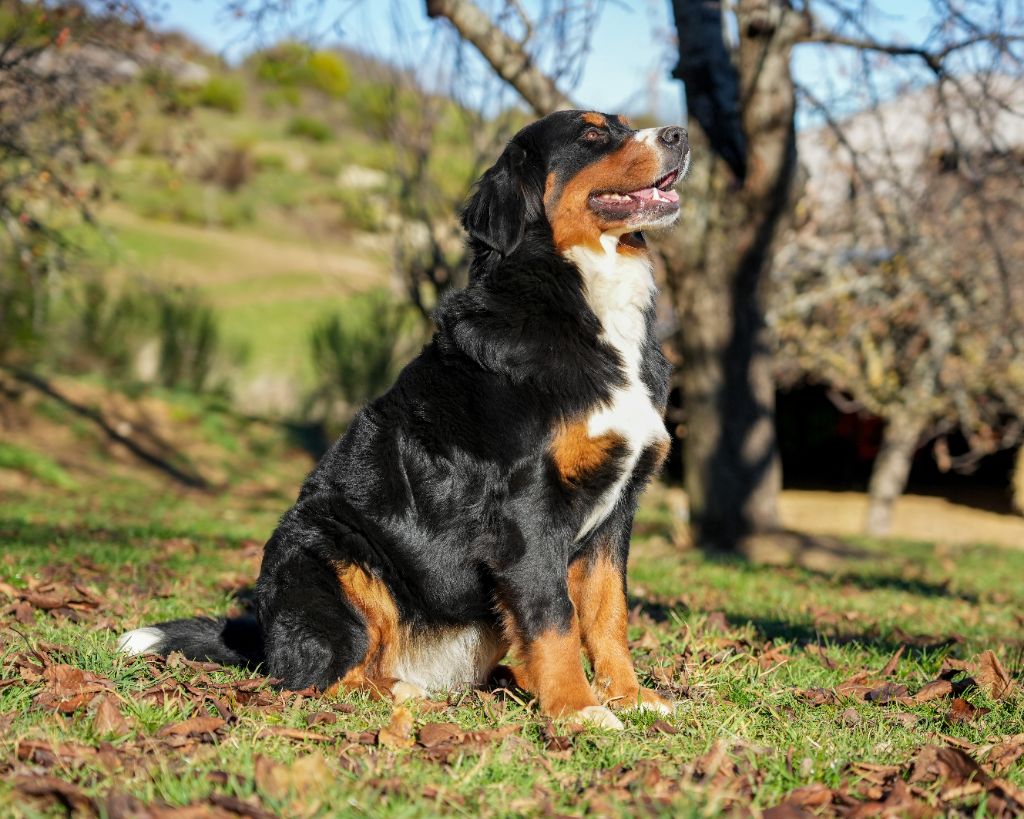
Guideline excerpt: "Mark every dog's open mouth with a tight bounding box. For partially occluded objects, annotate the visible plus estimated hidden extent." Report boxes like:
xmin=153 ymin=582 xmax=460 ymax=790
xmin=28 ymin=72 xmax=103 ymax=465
xmin=589 ymin=168 xmax=681 ymax=217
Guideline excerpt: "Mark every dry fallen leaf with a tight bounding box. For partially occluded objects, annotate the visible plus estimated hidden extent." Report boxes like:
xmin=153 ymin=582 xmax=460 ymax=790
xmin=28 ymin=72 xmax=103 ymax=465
xmin=878 ymin=644 xmax=905 ymax=677
xmin=975 ymin=650 xmax=1015 ymax=700
xmin=378 ymin=705 xmax=415 ymax=749
xmin=13 ymin=775 xmax=96 ymax=816
xmin=947 ymin=697 xmax=990 ymax=725
xmin=913 ymin=679 xmax=953 ymax=703
xmin=983 ymin=735 xmax=1024 ymax=775
xmin=255 ymin=752 xmax=331 ymax=801
xmin=92 ymin=695 xmax=132 ymax=737
xmin=156 ymin=715 xmax=226 ymax=738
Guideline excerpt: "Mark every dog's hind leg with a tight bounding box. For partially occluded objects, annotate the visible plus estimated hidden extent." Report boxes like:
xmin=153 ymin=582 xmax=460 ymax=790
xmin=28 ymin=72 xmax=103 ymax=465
xmin=256 ymin=547 xmax=370 ymax=692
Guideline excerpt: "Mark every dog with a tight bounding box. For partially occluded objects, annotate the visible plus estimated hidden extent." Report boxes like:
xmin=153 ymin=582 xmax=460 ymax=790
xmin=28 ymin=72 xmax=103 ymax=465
xmin=119 ymin=110 xmax=689 ymax=730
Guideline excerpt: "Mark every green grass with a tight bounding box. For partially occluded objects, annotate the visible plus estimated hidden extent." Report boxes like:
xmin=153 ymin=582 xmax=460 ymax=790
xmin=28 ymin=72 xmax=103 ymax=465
xmin=0 ymin=443 xmax=76 ymax=490
xmin=1 ymin=474 xmax=1022 ymax=817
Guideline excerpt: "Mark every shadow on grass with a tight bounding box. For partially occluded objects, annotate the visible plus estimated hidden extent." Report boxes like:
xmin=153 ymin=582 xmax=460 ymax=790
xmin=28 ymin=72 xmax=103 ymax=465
xmin=0 ymin=517 xmax=257 ymax=551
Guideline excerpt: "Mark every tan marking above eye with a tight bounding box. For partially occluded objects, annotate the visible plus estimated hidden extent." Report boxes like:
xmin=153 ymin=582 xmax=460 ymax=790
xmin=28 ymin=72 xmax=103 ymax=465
xmin=582 ymin=112 xmax=607 ymax=128
xmin=616 ymin=114 xmax=633 ymax=129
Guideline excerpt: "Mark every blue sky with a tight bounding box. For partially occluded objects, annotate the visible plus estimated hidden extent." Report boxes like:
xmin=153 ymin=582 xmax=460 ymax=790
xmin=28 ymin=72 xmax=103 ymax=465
xmin=158 ymin=0 xmax=942 ymax=124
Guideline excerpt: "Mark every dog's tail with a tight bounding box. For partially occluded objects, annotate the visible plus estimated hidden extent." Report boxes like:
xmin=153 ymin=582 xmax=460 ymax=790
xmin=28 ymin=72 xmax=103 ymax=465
xmin=117 ymin=616 xmax=265 ymax=669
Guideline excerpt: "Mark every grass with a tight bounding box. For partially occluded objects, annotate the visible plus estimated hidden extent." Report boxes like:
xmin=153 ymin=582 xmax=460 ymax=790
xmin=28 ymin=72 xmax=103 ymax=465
xmin=1 ymin=469 xmax=1023 ymax=816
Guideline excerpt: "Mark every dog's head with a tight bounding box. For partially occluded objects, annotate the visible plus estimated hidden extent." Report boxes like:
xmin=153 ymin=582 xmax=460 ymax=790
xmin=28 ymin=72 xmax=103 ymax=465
xmin=463 ymin=110 xmax=689 ymax=258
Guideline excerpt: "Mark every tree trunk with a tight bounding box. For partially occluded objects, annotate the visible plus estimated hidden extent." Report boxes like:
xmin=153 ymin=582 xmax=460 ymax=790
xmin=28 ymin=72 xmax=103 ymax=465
xmin=662 ymin=0 xmax=804 ymax=551
xmin=865 ymin=414 xmax=925 ymax=537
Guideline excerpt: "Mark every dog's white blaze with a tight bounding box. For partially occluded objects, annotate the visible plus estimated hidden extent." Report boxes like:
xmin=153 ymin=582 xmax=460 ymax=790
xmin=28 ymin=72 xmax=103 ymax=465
xmin=566 ymin=233 xmax=670 ymax=541
xmin=635 ymin=127 xmax=662 ymax=148
xmin=117 ymin=627 xmax=165 ymax=656
xmin=393 ymin=624 xmax=504 ymax=692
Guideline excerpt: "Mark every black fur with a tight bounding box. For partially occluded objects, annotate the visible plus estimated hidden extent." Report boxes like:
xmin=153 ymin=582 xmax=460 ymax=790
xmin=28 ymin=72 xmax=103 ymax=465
xmin=131 ymin=110 xmax=681 ymax=694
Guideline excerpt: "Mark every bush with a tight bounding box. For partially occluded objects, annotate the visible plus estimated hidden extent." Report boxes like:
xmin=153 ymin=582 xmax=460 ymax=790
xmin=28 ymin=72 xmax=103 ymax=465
xmin=306 ymin=51 xmax=350 ymax=97
xmin=287 ymin=115 xmax=332 ymax=142
xmin=154 ymin=288 xmax=223 ymax=394
xmin=253 ymin=42 xmax=350 ymax=98
xmin=196 ymin=76 xmax=244 ymax=113
xmin=306 ymin=290 xmax=419 ymax=425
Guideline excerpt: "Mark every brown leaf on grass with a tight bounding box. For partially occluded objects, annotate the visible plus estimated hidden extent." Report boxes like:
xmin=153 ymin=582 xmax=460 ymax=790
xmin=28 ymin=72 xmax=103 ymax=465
xmin=93 ymin=694 xmax=132 ymax=736
xmin=975 ymin=650 xmax=1016 ymax=700
xmin=913 ymin=679 xmax=953 ymax=703
xmin=33 ymin=664 xmax=112 ymax=713
xmin=14 ymin=599 xmax=35 ymax=624
xmin=880 ymin=647 xmax=905 ymax=679
xmin=13 ymin=775 xmax=96 ymax=816
xmin=947 ymin=697 xmax=990 ymax=724
xmin=307 ymin=711 xmax=337 ymax=727
xmin=909 ymin=745 xmax=988 ymax=787
xmin=877 ymin=644 xmax=905 ymax=677
xmin=983 ymin=735 xmax=1024 ymax=775
xmin=416 ymin=721 xmax=519 ymax=757
xmin=377 ymin=705 xmax=415 ymax=749
xmin=252 ymin=727 xmax=333 ymax=742
xmin=254 ymin=753 xmax=331 ymax=801
xmin=797 ymin=687 xmax=838 ymax=706
xmin=757 ymin=642 xmax=791 ymax=671
xmin=864 ymin=682 xmax=910 ymax=704
xmin=156 ymin=715 xmax=226 ymax=739
xmin=703 ymin=611 xmax=730 ymax=633
xmin=763 ymin=783 xmax=834 ymax=818
xmin=884 ymin=711 xmax=920 ymax=728
xmin=207 ymin=794 xmax=278 ymax=819
xmin=841 ymin=706 xmax=861 ymax=726
xmin=647 ymin=719 xmax=679 ymax=736
xmin=17 ymin=739 xmax=97 ymax=768
xmin=804 ymin=644 xmax=838 ymax=670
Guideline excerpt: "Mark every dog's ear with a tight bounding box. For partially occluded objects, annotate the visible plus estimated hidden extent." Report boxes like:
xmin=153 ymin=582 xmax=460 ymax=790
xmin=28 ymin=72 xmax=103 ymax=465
xmin=462 ymin=140 xmax=543 ymax=258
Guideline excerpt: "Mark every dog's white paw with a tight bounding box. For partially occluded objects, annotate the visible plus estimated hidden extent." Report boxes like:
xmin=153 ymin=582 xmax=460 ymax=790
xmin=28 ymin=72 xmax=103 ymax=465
xmin=390 ymin=680 xmax=429 ymax=703
xmin=577 ymin=705 xmax=624 ymax=731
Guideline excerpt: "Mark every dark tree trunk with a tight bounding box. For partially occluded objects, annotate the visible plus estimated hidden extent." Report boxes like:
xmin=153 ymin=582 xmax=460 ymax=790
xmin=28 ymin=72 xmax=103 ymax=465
xmin=664 ymin=0 xmax=804 ymax=551
xmin=865 ymin=414 xmax=925 ymax=537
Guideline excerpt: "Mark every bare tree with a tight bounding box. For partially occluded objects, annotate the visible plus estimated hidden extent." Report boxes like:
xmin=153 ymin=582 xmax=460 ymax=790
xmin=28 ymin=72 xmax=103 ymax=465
xmin=0 ymin=0 xmax=154 ymax=361
xmin=773 ymin=76 xmax=1024 ymax=535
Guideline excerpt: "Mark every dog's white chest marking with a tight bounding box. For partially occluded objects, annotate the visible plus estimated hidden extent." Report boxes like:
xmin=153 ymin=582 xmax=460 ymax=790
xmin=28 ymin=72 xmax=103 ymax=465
xmin=393 ymin=624 xmax=504 ymax=692
xmin=566 ymin=234 xmax=669 ymax=541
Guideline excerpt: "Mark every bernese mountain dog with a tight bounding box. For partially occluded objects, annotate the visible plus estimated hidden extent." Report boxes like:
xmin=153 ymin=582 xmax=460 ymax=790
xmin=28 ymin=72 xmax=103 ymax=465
xmin=119 ymin=110 xmax=689 ymax=730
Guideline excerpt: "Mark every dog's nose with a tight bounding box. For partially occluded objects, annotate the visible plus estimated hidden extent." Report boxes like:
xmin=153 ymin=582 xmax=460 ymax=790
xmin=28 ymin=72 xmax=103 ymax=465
xmin=658 ymin=126 xmax=687 ymax=149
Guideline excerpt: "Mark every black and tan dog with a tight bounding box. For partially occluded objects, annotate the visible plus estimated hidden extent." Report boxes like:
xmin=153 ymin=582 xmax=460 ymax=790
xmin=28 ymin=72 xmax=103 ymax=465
xmin=119 ymin=110 xmax=689 ymax=730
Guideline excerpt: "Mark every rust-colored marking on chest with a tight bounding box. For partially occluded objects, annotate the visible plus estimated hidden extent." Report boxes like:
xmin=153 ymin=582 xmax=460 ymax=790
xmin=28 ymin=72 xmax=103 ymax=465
xmin=551 ymin=421 xmax=624 ymax=487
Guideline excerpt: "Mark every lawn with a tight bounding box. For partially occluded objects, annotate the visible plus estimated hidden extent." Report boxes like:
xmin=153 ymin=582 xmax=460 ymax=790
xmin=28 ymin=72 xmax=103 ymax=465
xmin=1 ymin=473 xmax=1023 ymax=817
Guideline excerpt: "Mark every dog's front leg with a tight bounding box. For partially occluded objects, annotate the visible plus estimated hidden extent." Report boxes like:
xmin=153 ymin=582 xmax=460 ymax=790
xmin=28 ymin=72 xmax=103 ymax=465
xmin=569 ymin=550 xmax=672 ymax=714
xmin=496 ymin=555 xmax=624 ymax=730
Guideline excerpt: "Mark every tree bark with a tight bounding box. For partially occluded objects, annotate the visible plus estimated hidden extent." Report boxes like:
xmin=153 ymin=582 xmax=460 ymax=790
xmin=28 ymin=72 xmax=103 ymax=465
xmin=425 ymin=0 xmax=573 ymax=116
xmin=865 ymin=414 xmax=925 ymax=537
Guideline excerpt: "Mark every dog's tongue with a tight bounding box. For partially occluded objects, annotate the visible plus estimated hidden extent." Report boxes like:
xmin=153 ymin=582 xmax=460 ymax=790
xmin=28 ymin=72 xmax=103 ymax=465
xmin=631 ymin=186 xmax=680 ymax=204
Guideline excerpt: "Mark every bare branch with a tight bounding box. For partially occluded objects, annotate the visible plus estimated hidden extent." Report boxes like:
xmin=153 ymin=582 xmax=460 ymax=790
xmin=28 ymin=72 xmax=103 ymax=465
xmin=425 ymin=0 xmax=573 ymax=115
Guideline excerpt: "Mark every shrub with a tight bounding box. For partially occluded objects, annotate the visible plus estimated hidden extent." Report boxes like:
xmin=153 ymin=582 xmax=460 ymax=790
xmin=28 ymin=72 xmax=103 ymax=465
xmin=287 ymin=115 xmax=332 ymax=142
xmin=253 ymin=42 xmax=350 ymax=98
xmin=196 ymin=75 xmax=244 ymax=113
xmin=306 ymin=290 xmax=420 ymax=425
xmin=306 ymin=51 xmax=350 ymax=97
xmin=155 ymin=288 xmax=223 ymax=394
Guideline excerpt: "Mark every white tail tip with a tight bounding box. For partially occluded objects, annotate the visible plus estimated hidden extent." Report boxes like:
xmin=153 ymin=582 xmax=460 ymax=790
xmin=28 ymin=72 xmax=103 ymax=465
xmin=117 ymin=627 xmax=164 ymax=656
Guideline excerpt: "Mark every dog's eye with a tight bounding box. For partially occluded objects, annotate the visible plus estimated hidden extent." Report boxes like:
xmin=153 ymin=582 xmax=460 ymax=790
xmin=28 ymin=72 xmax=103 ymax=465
xmin=581 ymin=128 xmax=607 ymax=143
